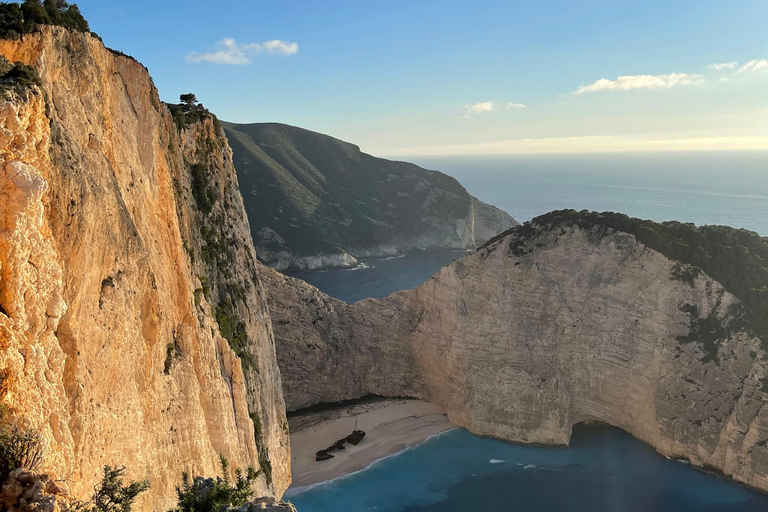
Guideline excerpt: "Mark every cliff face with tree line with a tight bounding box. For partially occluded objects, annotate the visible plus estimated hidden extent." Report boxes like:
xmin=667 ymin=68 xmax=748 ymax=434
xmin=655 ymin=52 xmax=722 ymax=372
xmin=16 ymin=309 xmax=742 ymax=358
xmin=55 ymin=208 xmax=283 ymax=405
xmin=0 ymin=24 xmax=290 ymax=510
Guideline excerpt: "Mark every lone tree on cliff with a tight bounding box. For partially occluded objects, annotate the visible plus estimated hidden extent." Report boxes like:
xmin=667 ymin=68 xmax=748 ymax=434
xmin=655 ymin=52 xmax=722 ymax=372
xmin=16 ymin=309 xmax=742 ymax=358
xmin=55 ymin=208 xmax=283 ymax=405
xmin=180 ymin=93 xmax=198 ymax=107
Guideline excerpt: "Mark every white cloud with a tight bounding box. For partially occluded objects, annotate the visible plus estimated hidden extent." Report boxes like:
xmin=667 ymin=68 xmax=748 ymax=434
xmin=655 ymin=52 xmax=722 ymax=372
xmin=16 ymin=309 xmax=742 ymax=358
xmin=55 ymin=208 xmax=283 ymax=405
xmin=186 ymin=38 xmax=298 ymax=65
xmin=573 ymin=73 xmax=704 ymax=94
xmin=464 ymin=101 xmax=496 ymax=116
xmin=708 ymin=62 xmax=737 ymax=71
xmin=462 ymin=101 xmax=526 ymax=117
xmin=737 ymin=59 xmax=768 ymax=73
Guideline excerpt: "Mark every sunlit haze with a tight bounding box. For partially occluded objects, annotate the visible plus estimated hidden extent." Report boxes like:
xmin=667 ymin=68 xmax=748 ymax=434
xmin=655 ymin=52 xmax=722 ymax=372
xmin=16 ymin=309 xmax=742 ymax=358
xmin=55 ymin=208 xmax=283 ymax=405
xmin=76 ymin=0 xmax=767 ymax=155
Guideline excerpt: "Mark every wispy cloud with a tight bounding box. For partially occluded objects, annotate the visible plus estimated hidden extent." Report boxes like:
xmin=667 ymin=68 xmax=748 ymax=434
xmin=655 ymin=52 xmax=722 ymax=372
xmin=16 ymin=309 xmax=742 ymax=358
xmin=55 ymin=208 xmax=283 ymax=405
xmin=574 ymin=73 xmax=704 ymax=94
xmin=737 ymin=59 xmax=768 ymax=74
xmin=708 ymin=62 xmax=737 ymax=71
xmin=186 ymin=38 xmax=299 ymax=65
xmin=464 ymin=101 xmax=496 ymax=116
xmin=462 ymin=101 xmax=527 ymax=118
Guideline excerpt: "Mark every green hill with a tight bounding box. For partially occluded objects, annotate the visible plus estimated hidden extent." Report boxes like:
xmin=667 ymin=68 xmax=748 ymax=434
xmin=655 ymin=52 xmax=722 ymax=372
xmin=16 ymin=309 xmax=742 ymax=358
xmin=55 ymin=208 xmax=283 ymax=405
xmin=223 ymin=122 xmax=516 ymax=269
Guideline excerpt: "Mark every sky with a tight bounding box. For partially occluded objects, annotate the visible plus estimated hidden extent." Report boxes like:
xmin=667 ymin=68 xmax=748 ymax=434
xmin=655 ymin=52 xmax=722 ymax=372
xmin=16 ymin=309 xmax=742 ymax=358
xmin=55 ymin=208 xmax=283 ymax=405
xmin=76 ymin=0 xmax=767 ymax=156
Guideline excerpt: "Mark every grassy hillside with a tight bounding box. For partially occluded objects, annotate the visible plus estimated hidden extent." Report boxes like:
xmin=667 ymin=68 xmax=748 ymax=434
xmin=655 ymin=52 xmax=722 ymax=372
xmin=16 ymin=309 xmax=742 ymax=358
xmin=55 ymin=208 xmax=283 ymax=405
xmin=223 ymin=122 xmax=513 ymax=262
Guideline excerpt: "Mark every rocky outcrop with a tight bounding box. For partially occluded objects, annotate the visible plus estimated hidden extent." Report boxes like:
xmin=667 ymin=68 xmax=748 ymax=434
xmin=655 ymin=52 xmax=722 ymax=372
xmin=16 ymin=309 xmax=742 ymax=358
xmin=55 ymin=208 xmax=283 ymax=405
xmin=228 ymin=498 xmax=297 ymax=511
xmin=0 ymin=469 xmax=71 ymax=512
xmin=268 ymin=219 xmax=768 ymax=492
xmin=0 ymin=27 xmax=289 ymax=509
xmin=223 ymin=122 xmax=517 ymax=270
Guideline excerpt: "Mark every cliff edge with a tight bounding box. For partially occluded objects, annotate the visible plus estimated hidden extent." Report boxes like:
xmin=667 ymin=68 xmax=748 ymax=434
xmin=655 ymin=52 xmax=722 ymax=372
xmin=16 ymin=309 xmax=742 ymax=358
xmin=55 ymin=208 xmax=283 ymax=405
xmin=268 ymin=211 xmax=768 ymax=493
xmin=0 ymin=26 xmax=289 ymax=509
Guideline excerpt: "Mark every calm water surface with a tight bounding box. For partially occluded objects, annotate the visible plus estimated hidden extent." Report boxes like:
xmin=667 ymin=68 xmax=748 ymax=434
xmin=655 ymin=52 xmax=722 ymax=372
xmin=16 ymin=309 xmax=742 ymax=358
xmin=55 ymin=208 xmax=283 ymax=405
xmin=410 ymin=151 xmax=768 ymax=235
xmin=285 ymin=249 xmax=468 ymax=303
xmin=285 ymin=152 xmax=768 ymax=511
xmin=290 ymin=152 xmax=768 ymax=303
xmin=289 ymin=426 xmax=768 ymax=512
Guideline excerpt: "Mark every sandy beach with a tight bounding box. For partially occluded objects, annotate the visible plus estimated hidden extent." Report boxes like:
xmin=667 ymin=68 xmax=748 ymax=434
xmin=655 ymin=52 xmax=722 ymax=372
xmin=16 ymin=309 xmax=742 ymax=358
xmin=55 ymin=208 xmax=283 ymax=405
xmin=286 ymin=398 xmax=455 ymax=491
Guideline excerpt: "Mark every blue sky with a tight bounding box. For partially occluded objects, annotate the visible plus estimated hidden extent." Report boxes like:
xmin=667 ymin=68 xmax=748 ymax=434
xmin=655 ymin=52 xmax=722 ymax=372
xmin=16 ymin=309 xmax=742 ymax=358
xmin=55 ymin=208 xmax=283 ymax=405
xmin=78 ymin=0 xmax=767 ymax=155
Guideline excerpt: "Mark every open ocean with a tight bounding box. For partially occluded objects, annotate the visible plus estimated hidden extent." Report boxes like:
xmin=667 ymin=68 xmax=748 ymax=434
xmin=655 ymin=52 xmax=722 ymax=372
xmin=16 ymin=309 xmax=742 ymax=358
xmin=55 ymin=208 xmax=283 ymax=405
xmin=285 ymin=151 xmax=768 ymax=511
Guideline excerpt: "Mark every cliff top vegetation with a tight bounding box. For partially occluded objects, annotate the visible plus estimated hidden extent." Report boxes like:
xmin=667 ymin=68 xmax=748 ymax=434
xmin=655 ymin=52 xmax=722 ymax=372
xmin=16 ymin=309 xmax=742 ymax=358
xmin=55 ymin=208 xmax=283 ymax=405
xmin=487 ymin=209 xmax=768 ymax=343
xmin=0 ymin=0 xmax=89 ymax=39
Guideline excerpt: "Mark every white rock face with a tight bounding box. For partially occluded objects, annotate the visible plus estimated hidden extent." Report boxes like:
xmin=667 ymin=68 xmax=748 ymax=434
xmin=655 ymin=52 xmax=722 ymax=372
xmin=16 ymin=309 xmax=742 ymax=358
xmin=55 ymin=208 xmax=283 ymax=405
xmin=267 ymin=223 xmax=768 ymax=493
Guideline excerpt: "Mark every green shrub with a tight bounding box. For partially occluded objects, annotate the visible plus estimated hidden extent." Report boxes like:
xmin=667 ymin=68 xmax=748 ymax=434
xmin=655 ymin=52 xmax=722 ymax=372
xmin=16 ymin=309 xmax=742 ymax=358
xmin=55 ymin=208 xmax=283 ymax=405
xmin=197 ymin=275 xmax=211 ymax=300
xmin=190 ymin=163 xmax=216 ymax=215
xmin=258 ymin=457 xmax=272 ymax=487
xmin=88 ymin=465 xmax=150 ymax=512
xmin=0 ymin=60 xmax=42 ymax=98
xmin=0 ymin=1 xmax=90 ymax=39
xmin=248 ymin=413 xmax=271 ymax=486
xmin=169 ymin=454 xmax=259 ymax=512
xmin=0 ymin=423 xmax=44 ymax=483
xmin=213 ymin=301 xmax=251 ymax=367
xmin=0 ymin=55 xmax=12 ymax=75
xmin=168 ymin=103 xmax=206 ymax=130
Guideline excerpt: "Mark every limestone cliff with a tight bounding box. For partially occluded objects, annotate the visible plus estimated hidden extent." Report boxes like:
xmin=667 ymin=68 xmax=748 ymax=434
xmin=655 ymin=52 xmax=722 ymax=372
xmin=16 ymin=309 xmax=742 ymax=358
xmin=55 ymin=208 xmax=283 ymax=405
xmin=223 ymin=122 xmax=517 ymax=270
xmin=0 ymin=27 xmax=289 ymax=509
xmin=268 ymin=214 xmax=768 ymax=492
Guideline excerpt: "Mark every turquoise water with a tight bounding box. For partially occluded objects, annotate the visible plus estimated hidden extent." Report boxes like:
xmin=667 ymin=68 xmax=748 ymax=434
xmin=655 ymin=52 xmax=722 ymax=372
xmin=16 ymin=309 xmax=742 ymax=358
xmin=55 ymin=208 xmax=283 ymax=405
xmin=285 ymin=152 xmax=768 ymax=510
xmin=288 ymin=427 xmax=768 ymax=512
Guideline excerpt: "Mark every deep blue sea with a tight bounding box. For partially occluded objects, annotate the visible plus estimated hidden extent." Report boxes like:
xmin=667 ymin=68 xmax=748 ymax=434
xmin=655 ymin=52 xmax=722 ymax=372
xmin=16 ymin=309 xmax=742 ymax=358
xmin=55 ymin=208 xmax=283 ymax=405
xmin=285 ymin=249 xmax=469 ymax=303
xmin=285 ymin=151 xmax=768 ymax=511
xmin=411 ymin=151 xmax=768 ymax=234
xmin=288 ymin=151 xmax=768 ymax=304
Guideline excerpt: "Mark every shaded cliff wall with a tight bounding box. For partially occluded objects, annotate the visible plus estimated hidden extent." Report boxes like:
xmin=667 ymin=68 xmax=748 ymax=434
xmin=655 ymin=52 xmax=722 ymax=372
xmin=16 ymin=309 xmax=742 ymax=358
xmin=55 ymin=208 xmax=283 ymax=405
xmin=269 ymin=222 xmax=768 ymax=492
xmin=0 ymin=27 xmax=289 ymax=509
xmin=223 ymin=122 xmax=517 ymax=270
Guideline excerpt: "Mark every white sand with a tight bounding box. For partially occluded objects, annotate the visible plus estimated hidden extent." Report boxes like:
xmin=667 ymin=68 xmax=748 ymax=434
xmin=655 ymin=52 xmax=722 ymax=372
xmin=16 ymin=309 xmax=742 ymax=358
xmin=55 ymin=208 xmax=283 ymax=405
xmin=287 ymin=399 xmax=454 ymax=490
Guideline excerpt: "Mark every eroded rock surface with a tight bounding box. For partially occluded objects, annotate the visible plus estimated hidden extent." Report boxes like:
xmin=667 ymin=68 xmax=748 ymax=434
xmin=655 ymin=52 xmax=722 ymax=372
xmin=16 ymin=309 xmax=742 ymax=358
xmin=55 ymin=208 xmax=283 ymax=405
xmin=0 ymin=27 xmax=289 ymax=509
xmin=269 ymin=222 xmax=768 ymax=492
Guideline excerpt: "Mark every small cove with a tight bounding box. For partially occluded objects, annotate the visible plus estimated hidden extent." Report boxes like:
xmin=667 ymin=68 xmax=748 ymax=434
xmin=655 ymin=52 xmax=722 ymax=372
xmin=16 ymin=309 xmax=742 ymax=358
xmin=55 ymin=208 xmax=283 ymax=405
xmin=289 ymin=426 xmax=768 ymax=512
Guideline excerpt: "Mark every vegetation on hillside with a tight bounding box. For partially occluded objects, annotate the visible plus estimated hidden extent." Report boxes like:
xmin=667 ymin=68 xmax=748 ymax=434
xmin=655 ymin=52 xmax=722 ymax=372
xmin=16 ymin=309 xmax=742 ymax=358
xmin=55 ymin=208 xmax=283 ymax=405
xmin=491 ymin=209 xmax=768 ymax=344
xmin=0 ymin=422 xmax=43 ymax=483
xmin=167 ymin=93 xmax=221 ymax=131
xmin=222 ymin=122 xmax=482 ymax=259
xmin=0 ymin=404 xmax=149 ymax=511
xmin=88 ymin=466 xmax=150 ymax=512
xmin=168 ymin=454 xmax=259 ymax=512
xmin=0 ymin=54 xmax=40 ymax=97
xmin=0 ymin=0 xmax=89 ymax=39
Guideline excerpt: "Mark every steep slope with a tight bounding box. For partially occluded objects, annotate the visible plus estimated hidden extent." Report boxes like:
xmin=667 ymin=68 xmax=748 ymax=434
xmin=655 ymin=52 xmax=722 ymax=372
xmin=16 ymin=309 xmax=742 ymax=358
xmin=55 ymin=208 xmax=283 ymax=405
xmin=0 ymin=27 xmax=289 ymax=509
xmin=223 ymin=122 xmax=517 ymax=269
xmin=267 ymin=211 xmax=768 ymax=492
